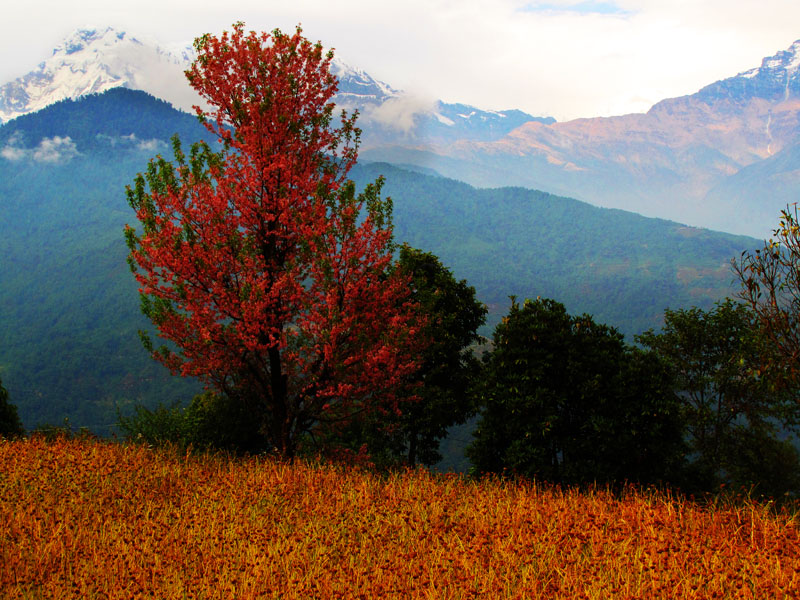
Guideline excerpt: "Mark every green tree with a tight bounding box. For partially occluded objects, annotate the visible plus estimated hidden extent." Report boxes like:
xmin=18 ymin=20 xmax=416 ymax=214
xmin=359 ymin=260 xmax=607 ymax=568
xmin=0 ymin=376 xmax=25 ymax=439
xmin=734 ymin=205 xmax=800 ymax=386
xmin=329 ymin=246 xmax=487 ymax=467
xmin=468 ymin=298 xmax=685 ymax=486
xmin=123 ymin=25 xmax=425 ymax=459
xmin=637 ymin=300 xmax=800 ymax=493
xmin=118 ymin=391 xmax=267 ymax=453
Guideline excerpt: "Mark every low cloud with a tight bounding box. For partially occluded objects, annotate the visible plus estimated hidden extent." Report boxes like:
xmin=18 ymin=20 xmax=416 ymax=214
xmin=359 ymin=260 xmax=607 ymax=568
xmin=32 ymin=136 xmax=79 ymax=163
xmin=95 ymin=133 xmax=167 ymax=152
xmin=1 ymin=132 xmax=27 ymax=161
xmin=359 ymin=94 xmax=437 ymax=134
xmin=136 ymin=137 xmax=166 ymax=151
xmin=0 ymin=144 xmax=27 ymax=161
xmin=1 ymin=134 xmax=80 ymax=163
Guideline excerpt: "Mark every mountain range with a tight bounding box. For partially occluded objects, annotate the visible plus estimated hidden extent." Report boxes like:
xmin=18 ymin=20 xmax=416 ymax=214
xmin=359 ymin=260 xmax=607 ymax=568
xmin=361 ymin=40 xmax=800 ymax=237
xmin=0 ymin=27 xmax=550 ymax=146
xmin=3 ymin=26 xmax=798 ymax=465
xmin=4 ymin=27 xmax=799 ymax=237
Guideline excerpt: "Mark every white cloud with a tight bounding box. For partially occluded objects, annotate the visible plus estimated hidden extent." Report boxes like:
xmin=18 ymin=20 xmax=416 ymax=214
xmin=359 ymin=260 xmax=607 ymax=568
xmin=95 ymin=132 xmax=166 ymax=151
xmin=358 ymin=94 xmax=437 ymax=134
xmin=136 ymin=137 xmax=166 ymax=152
xmin=32 ymin=136 xmax=79 ymax=163
xmin=1 ymin=132 xmax=27 ymax=161
xmin=0 ymin=145 xmax=27 ymax=161
xmin=1 ymin=135 xmax=80 ymax=163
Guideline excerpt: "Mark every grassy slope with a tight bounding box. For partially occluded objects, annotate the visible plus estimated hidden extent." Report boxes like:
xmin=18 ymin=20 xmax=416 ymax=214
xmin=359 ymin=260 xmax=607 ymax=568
xmin=2 ymin=437 xmax=799 ymax=599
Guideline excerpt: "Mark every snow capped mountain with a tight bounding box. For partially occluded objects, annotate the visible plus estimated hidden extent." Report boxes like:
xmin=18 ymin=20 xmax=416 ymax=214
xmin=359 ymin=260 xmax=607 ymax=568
xmin=329 ymin=56 xmax=551 ymax=144
xmin=0 ymin=27 xmax=546 ymax=145
xmin=4 ymin=26 xmax=800 ymax=236
xmin=648 ymin=39 xmax=800 ymax=110
xmin=726 ymin=39 xmax=800 ymax=97
xmin=0 ymin=27 xmax=198 ymax=123
xmin=357 ymin=37 xmax=800 ymax=237
xmin=0 ymin=29 xmax=402 ymax=124
xmin=330 ymin=57 xmax=398 ymax=104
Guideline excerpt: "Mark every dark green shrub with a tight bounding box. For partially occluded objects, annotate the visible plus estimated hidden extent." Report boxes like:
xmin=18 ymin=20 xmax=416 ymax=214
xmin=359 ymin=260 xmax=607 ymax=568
xmin=118 ymin=391 xmax=268 ymax=454
xmin=0 ymin=377 xmax=24 ymax=439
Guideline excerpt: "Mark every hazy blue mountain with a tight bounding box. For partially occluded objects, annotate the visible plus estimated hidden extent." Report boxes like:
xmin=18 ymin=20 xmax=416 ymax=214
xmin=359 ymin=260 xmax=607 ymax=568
xmin=354 ymin=162 xmax=755 ymax=334
xmin=363 ymin=39 xmax=800 ymax=238
xmin=0 ymin=88 xmax=758 ymax=435
xmin=0 ymin=87 xmax=215 ymax=152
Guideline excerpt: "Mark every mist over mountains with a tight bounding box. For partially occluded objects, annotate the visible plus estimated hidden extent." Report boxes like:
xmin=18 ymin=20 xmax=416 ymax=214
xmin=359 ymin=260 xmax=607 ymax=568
xmin=362 ymin=39 xmax=800 ymax=237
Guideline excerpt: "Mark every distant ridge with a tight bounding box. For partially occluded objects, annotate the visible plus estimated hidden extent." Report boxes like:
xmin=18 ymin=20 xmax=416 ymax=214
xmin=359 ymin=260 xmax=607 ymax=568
xmin=4 ymin=27 xmax=800 ymax=236
xmin=362 ymin=38 xmax=800 ymax=237
xmin=0 ymin=88 xmax=212 ymax=152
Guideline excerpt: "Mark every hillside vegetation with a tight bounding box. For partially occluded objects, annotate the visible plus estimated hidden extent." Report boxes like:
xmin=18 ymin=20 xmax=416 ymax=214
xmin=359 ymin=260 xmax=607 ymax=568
xmin=352 ymin=161 xmax=755 ymax=334
xmin=2 ymin=437 xmax=798 ymax=599
xmin=0 ymin=89 xmax=759 ymax=434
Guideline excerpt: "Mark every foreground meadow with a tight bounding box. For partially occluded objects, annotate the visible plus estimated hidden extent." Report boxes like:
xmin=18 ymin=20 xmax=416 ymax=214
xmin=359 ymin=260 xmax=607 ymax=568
xmin=1 ymin=437 xmax=798 ymax=599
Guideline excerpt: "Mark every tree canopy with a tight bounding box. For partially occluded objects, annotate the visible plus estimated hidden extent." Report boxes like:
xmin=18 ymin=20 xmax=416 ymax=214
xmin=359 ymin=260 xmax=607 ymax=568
xmin=330 ymin=245 xmax=487 ymax=467
xmin=638 ymin=300 xmax=800 ymax=495
xmin=734 ymin=205 xmax=800 ymax=387
xmin=124 ymin=23 xmax=425 ymax=459
xmin=0 ymin=377 xmax=24 ymax=439
xmin=468 ymin=297 xmax=686 ymax=486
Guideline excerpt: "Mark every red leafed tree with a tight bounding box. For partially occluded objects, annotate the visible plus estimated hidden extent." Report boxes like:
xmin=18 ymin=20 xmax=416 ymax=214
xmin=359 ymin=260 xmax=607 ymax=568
xmin=124 ymin=23 xmax=425 ymax=459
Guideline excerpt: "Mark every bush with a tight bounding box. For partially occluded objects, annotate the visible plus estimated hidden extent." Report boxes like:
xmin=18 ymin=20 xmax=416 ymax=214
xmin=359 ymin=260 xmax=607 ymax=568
xmin=0 ymin=377 xmax=24 ymax=439
xmin=118 ymin=391 xmax=268 ymax=454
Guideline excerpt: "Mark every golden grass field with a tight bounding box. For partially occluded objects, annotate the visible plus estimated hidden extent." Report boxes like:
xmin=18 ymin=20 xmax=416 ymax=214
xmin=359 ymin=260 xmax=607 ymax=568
xmin=1 ymin=436 xmax=799 ymax=599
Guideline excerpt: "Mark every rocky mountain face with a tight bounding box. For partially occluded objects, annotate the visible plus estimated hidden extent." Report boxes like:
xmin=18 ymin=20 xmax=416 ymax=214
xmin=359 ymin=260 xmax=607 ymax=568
xmin=0 ymin=27 xmax=547 ymax=146
xmin=361 ymin=40 xmax=800 ymax=237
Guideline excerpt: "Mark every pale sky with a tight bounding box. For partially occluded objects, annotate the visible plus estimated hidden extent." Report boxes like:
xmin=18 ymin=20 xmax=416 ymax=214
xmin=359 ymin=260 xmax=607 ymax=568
xmin=3 ymin=0 xmax=800 ymax=121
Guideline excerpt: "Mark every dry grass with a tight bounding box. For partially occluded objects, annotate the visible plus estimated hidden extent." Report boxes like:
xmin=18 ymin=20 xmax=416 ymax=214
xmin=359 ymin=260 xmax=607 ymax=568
xmin=2 ymin=436 xmax=799 ymax=599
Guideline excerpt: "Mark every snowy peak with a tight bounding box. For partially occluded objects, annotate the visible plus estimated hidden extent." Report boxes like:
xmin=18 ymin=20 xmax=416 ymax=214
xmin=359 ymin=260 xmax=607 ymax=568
xmin=55 ymin=27 xmax=137 ymax=56
xmin=330 ymin=57 xmax=398 ymax=103
xmin=742 ymin=39 xmax=800 ymax=78
xmin=327 ymin=56 xmax=549 ymax=143
xmin=687 ymin=38 xmax=800 ymax=105
xmin=0 ymin=29 xmax=405 ymax=124
xmin=0 ymin=27 xmax=196 ymax=123
xmin=0 ymin=26 xmax=546 ymax=144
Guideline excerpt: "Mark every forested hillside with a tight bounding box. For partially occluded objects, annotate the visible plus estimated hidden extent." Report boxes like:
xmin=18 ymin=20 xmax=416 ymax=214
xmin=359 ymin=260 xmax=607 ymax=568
xmin=353 ymin=162 xmax=756 ymax=334
xmin=0 ymin=88 xmax=760 ymax=435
